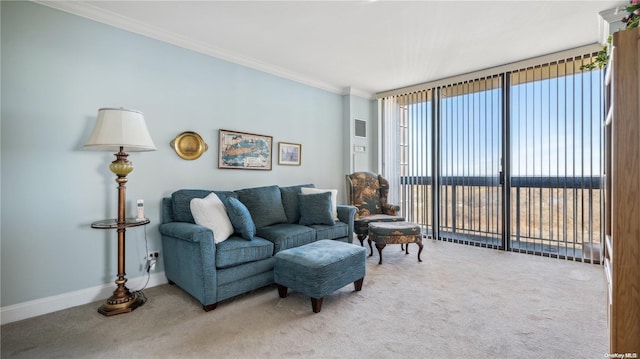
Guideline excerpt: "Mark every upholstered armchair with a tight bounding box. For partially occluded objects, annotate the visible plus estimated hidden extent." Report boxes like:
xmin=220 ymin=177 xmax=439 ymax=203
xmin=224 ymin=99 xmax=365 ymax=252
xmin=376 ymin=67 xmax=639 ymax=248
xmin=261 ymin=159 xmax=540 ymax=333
xmin=345 ymin=172 xmax=405 ymax=246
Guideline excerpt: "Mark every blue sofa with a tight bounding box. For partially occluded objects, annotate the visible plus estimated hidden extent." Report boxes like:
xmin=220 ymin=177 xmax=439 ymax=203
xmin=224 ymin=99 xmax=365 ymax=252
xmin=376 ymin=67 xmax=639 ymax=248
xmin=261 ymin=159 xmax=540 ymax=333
xmin=159 ymin=184 xmax=356 ymax=311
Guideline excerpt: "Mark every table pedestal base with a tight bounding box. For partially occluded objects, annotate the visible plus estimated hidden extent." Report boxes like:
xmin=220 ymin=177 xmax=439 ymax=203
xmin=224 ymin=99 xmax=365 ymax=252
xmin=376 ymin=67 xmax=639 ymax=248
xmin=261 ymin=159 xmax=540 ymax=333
xmin=98 ymin=284 xmax=144 ymax=316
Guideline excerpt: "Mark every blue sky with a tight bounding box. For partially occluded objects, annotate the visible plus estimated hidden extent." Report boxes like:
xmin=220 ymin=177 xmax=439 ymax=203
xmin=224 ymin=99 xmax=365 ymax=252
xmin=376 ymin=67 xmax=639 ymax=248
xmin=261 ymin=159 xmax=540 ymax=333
xmin=404 ymin=69 xmax=603 ymax=177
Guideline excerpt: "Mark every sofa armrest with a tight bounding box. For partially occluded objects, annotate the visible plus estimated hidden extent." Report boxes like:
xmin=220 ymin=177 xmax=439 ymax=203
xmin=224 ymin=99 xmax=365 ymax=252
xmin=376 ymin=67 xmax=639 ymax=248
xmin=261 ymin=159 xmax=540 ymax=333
xmin=337 ymin=205 xmax=357 ymax=243
xmin=159 ymin=222 xmax=214 ymax=243
xmin=159 ymin=222 xmax=217 ymax=306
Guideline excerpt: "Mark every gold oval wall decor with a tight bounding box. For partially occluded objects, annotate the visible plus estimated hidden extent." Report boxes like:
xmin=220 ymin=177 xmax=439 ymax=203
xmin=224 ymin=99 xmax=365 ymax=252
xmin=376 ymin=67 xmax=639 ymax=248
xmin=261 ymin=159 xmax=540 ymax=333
xmin=171 ymin=131 xmax=208 ymax=160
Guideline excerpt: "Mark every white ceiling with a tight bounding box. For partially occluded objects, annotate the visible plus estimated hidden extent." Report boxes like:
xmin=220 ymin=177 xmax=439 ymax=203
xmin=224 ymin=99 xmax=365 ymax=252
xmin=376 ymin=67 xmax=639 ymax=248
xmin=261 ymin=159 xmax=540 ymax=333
xmin=40 ymin=1 xmax=623 ymax=98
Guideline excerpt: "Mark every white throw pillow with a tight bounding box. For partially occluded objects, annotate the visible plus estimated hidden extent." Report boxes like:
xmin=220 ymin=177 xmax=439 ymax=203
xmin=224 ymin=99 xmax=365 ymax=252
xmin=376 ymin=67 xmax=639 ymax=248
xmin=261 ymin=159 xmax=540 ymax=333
xmin=301 ymin=187 xmax=338 ymax=220
xmin=190 ymin=192 xmax=234 ymax=244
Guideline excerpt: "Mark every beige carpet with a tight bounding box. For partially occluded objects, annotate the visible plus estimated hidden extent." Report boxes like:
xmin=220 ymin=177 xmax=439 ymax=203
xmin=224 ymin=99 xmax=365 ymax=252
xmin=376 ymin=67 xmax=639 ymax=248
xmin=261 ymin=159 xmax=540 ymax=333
xmin=1 ymin=239 xmax=607 ymax=358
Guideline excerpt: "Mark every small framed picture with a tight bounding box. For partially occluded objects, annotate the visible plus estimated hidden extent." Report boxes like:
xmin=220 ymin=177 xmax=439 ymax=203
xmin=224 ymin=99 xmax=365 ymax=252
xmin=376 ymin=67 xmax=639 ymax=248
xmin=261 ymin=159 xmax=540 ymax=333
xmin=278 ymin=142 xmax=301 ymax=166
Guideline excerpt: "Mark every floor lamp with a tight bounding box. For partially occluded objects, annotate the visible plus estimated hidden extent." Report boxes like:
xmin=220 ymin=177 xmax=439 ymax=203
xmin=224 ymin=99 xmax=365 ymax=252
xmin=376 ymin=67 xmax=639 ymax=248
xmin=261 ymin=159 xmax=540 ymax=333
xmin=84 ymin=108 xmax=156 ymax=316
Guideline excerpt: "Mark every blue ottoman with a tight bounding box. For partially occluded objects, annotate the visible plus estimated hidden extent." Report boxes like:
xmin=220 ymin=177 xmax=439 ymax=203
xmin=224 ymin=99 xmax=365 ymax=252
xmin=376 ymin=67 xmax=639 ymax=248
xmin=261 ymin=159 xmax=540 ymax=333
xmin=274 ymin=239 xmax=366 ymax=313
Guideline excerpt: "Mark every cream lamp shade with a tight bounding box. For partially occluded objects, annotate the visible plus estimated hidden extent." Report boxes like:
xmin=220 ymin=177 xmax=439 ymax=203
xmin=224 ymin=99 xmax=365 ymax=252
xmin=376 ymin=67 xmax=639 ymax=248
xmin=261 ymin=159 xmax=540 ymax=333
xmin=84 ymin=108 xmax=157 ymax=151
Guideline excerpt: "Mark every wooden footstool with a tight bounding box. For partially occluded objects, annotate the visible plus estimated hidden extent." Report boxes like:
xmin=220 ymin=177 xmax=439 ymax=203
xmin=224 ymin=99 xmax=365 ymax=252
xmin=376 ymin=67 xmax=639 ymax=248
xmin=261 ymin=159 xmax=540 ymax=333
xmin=368 ymin=222 xmax=423 ymax=264
xmin=274 ymin=240 xmax=366 ymax=313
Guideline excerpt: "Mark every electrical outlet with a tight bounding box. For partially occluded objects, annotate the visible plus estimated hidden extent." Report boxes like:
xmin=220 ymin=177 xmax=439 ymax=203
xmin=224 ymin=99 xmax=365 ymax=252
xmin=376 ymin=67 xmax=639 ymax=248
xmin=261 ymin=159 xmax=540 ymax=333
xmin=145 ymin=251 xmax=160 ymax=272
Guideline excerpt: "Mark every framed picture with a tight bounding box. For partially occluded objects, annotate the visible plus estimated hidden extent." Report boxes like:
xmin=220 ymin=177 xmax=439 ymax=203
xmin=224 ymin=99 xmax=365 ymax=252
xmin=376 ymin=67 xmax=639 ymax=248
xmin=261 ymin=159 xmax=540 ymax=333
xmin=218 ymin=129 xmax=273 ymax=170
xmin=278 ymin=142 xmax=301 ymax=166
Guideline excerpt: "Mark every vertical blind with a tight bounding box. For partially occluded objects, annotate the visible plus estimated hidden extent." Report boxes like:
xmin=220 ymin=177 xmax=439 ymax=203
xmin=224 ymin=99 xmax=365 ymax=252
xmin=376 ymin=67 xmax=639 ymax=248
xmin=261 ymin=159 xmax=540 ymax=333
xmin=380 ymin=51 xmax=603 ymax=262
xmin=439 ymin=76 xmax=503 ymax=246
xmin=509 ymin=56 xmax=603 ymax=260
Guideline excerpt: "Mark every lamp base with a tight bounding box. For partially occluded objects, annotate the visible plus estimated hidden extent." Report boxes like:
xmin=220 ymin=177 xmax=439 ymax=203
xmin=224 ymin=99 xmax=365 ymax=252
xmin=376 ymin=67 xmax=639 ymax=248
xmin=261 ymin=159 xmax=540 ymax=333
xmin=98 ymin=287 xmax=144 ymax=317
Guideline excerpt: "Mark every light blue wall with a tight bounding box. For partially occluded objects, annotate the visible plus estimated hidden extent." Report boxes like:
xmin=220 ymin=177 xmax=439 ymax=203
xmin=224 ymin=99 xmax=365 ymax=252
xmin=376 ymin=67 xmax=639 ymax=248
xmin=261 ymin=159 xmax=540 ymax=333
xmin=344 ymin=94 xmax=378 ymax=173
xmin=0 ymin=2 xmax=367 ymax=307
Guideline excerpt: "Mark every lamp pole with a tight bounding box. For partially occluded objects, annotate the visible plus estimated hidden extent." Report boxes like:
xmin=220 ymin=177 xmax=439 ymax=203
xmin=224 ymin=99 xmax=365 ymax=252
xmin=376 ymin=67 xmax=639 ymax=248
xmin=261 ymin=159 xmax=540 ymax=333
xmin=97 ymin=147 xmax=145 ymax=316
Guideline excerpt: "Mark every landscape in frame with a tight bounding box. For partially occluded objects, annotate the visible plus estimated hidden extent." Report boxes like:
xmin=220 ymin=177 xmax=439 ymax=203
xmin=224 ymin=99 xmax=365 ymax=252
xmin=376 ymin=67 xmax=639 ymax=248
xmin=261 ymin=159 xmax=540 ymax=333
xmin=218 ymin=129 xmax=273 ymax=170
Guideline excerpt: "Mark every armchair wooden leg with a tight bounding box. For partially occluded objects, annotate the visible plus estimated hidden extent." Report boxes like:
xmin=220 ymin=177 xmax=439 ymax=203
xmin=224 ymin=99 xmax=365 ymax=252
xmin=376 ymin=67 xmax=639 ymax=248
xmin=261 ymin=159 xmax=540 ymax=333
xmin=375 ymin=243 xmax=386 ymax=264
xmin=401 ymin=243 xmax=410 ymax=254
xmin=357 ymin=234 xmax=367 ymax=246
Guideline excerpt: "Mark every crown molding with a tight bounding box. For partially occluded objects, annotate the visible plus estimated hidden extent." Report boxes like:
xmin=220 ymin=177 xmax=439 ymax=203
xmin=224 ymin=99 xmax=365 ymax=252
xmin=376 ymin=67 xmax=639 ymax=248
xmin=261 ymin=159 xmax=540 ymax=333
xmin=598 ymin=7 xmax=626 ymax=44
xmin=343 ymin=86 xmax=375 ymax=100
xmin=33 ymin=1 xmax=372 ymax=97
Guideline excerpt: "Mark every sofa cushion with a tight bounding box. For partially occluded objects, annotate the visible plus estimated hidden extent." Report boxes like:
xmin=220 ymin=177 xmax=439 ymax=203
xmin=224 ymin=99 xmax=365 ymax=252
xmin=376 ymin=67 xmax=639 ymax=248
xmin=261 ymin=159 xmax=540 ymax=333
xmin=172 ymin=189 xmax=237 ymax=223
xmin=301 ymin=187 xmax=338 ymax=220
xmin=307 ymin=222 xmax=349 ymax=241
xmin=256 ymin=223 xmax=315 ymax=253
xmin=236 ymin=185 xmax=288 ymax=228
xmin=215 ymin=236 xmax=274 ymax=269
xmin=216 ymin=257 xmax=276 ymax=287
xmin=190 ymin=192 xmax=234 ymax=244
xmin=224 ymin=197 xmax=256 ymax=240
xmin=298 ymin=192 xmax=335 ymax=226
xmin=279 ymin=184 xmax=315 ymax=223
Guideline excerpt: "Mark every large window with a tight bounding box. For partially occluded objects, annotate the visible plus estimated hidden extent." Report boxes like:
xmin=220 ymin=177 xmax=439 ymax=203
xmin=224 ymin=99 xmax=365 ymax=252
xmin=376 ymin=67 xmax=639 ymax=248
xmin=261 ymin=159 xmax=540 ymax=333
xmin=509 ymin=60 xmax=603 ymax=259
xmin=380 ymin=50 xmax=603 ymax=262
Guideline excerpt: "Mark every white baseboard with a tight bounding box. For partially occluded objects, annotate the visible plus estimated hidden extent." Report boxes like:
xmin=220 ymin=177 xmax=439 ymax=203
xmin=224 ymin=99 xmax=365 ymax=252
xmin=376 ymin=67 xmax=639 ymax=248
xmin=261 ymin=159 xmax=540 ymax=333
xmin=0 ymin=271 xmax=168 ymax=325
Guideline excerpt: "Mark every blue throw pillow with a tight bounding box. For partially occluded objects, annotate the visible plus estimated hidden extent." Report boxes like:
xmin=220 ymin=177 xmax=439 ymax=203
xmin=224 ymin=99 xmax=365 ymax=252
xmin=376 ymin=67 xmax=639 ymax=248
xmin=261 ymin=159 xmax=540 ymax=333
xmin=235 ymin=185 xmax=288 ymax=228
xmin=280 ymin=184 xmax=315 ymax=224
xmin=224 ymin=197 xmax=256 ymax=240
xmin=298 ymin=192 xmax=335 ymax=226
